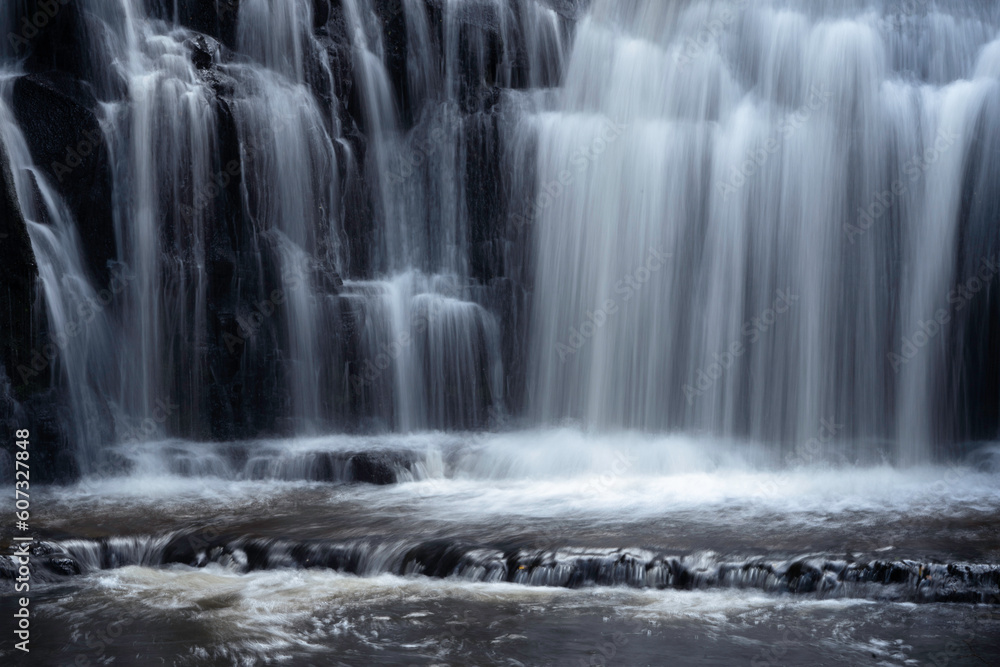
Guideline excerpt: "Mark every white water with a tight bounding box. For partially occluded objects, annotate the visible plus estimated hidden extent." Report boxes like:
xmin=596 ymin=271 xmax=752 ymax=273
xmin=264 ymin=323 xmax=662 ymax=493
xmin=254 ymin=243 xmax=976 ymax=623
xmin=43 ymin=565 xmax=905 ymax=665
xmin=0 ymin=77 xmax=117 ymax=469
xmin=50 ymin=431 xmax=1000 ymax=525
xmin=526 ymin=0 xmax=1000 ymax=464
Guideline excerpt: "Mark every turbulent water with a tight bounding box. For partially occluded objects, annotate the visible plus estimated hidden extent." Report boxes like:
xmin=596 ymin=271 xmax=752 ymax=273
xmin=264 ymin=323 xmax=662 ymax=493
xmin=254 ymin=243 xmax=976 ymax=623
xmin=2 ymin=0 xmax=1000 ymax=665
xmin=4 ymin=430 xmax=1000 ymax=664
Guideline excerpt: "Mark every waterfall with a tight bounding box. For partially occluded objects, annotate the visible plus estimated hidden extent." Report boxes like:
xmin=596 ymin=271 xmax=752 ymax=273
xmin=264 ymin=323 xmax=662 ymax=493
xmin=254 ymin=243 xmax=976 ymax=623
xmin=1 ymin=0 xmax=998 ymax=472
xmin=525 ymin=0 xmax=1000 ymax=462
xmin=0 ymin=77 xmax=117 ymax=470
xmin=6 ymin=6 xmax=1000 ymax=665
xmin=2 ymin=0 xmax=515 ymax=467
xmin=104 ymin=0 xmax=218 ymax=437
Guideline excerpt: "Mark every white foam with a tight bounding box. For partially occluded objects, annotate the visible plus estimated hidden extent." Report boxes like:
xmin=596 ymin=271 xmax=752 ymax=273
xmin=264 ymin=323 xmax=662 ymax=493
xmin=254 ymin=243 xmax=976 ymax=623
xmin=34 ymin=430 xmax=1000 ymax=526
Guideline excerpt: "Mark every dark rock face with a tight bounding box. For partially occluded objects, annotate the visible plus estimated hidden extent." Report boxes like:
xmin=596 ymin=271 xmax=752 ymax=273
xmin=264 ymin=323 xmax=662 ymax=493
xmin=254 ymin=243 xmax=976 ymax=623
xmin=11 ymin=73 xmax=115 ymax=286
xmin=18 ymin=390 xmax=79 ymax=483
xmin=465 ymin=112 xmax=507 ymax=284
xmin=146 ymin=0 xmax=242 ymax=49
xmin=10 ymin=0 xmax=93 ymax=82
xmin=0 ymin=137 xmax=78 ymax=483
xmin=0 ymin=134 xmax=39 ymax=399
xmin=375 ymin=0 xmax=412 ymax=126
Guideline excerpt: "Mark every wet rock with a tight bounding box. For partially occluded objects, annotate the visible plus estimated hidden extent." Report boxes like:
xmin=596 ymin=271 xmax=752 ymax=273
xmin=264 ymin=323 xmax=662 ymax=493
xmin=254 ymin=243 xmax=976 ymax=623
xmin=542 ymin=0 xmax=592 ymax=21
xmin=375 ymin=0 xmax=411 ymax=125
xmin=46 ymin=557 xmax=81 ymax=576
xmin=12 ymin=0 xmax=92 ymax=82
xmin=189 ymin=34 xmax=218 ymax=70
xmin=315 ymin=269 xmax=344 ymax=295
xmin=147 ymin=0 xmax=241 ymax=49
xmin=349 ymin=451 xmax=403 ymax=484
xmin=313 ymin=0 xmax=331 ymax=30
xmin=18 ymin=391 xmax=81 ymax=483
xmin=11 ymin=72 xmax=115 ymax=285
xmin=0 ymin=134 xmax=38 ymax=399
xmin=403 ymin=540 xmax=471 ymax=578
xmin=783 ymin=559 xmax=823 ymax=593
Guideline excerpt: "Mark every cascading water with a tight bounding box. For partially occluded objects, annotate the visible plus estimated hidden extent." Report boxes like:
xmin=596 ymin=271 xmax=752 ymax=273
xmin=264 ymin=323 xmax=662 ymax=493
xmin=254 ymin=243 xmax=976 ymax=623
xmin=0 ymin=77 xmax=117 ymax=472
xmin=526 ymin=0 xmax=1000 ymax=464
xmin=99 ymin=0 xmax=219 ymax=438
xmin=2 ymin=1 xmax=1000 ymax=665
xmin=2 ymin=0 xmax=513 ymax=460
